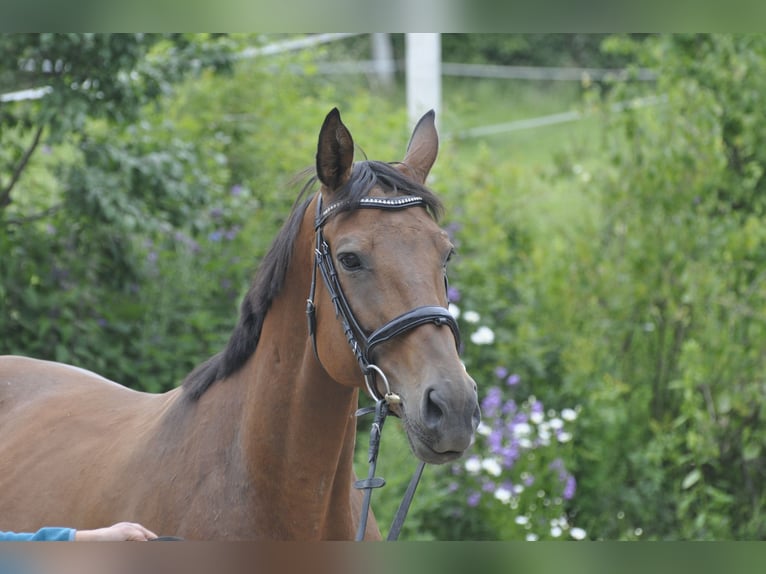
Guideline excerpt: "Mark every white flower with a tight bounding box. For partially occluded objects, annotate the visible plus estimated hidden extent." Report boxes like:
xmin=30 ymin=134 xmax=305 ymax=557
xmin=550 ymin=516 xmax=567 ymax=529
xmin=481 ymin=457 xmax=502 ymax=477
xmin=463 ymin=310 xmax=480 ymax=323
xmin=513 ymin=422 xmax=532 ymax=436
xmin=476 ymin=421 xmax=492 ymax=436
xmin=548 ymin=417 xmax=564 ymax=430
xmin=518 ymin=438 xmax=533 ymax=449
xmin=525 ymin=533 xmax=539 ymax=541
xmin=470 ymin=326 xmax=494 ymax=345
xmin=570 ymin=527 xmax=587 ymax=540
xmin=448 ymin=303 xmax=461 ymax=319
xmin=494 ymin=487 xmax=512 ymax=504
xmin=530 ymin=411 xmax=544 ymax=425
xmin=557 ymin=432 xmax=573 ymax=443
xmin=464 ymin=456 xmax=481 ymax=474
xmin=514 ymin=515 xmax=529 ymax=525
xmin=562 ymin=408 xmax=578 ymax=421
xmin=550 ymin=526 xmax=562 ymax=538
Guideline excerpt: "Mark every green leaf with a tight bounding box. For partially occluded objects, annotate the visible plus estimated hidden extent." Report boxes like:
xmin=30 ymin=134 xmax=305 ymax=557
xmin=682 ymin=468 xmax=702 ymax=490
xmin=743 ymin=443 xmax=761 ymax=462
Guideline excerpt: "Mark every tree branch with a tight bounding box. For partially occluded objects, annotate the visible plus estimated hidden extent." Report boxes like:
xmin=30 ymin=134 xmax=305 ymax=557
xmin=3 ymin=203 xmax=63 ymax=227
xmin=0 ymin=125 xmax=45 ymax=209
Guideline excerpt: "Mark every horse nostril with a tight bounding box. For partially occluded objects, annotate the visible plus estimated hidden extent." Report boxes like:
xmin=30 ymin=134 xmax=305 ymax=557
xmin=423 ymin=388 xmax=445 ymax=429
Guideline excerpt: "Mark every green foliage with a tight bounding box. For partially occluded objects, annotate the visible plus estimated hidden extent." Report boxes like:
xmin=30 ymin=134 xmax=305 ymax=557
xmin=2 ymin=34 xmax=764 ymax=541
xmin=441 ymin=34 xmax=641 ymax=68
xmin=0 ymin=33 xmax=240 ymax=390
xmin=367 ymin=34 xmax=765 ymax=542
xmin=496 ymin=34 xmax=766 ymax=539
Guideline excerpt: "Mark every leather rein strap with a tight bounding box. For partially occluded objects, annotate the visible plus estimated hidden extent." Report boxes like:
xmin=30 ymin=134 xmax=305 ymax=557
xmin=305 ymin=193 xmax=460 ymax=541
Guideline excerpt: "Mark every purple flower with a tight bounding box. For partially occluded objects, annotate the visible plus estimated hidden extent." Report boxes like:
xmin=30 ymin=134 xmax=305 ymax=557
xmin=447 ymin=286 xmax=461 ymax=303
xmin=512 ymin=412 xmax=528 ymax=426
xmin=209 ymin=230 xmax=223 ymax=242
xmin=210 ymin=207 xmax=224 ymax=219
xmin=481 ymin=387 xmax=503 ymax=418
xmin=502 ymin=399 xmax=517 ymax=416
xmin=488 ymin=428 xmax=504 ymax=454
xmin=467 ymin=491 xmax=481 ymax=507
xmin=500 ymin=445 xmax=519 ymax=468
xmin=506 ymin=374 xmax=520 ymax=386
xmin=494 ymin=366 xmax=509 ymax=380
xmin=447 ymin=481 xmax=459 ymax=493
xmin=523 ymin=474 xmax=535 ymax=487
xmin=481 ymin=480 xmax=496 ymax=493
xmin=230 ymin=184 xmax=243 ymax=197
xmin=563 ymin=475 xmax=576 ymax=500
xmin=549 ymin=458 xmax=565 ymax=472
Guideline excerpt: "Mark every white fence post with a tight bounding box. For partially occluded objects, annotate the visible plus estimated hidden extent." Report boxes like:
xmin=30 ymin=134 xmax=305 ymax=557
xmin=405 ymin=33 xmax=441 ymax=128
xmin=370 ymin=33 xmax=395 ymax=90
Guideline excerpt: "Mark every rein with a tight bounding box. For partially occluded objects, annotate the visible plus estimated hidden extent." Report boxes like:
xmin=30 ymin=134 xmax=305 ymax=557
xmin=305 ymin=193 xmax=460 ymax=541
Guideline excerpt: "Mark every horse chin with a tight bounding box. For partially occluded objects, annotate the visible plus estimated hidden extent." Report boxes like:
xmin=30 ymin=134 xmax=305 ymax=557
xmin=401 ymin=422 xmax=468 ymax=465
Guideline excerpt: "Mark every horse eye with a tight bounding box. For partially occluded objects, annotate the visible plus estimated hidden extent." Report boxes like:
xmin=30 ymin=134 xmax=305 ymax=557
xmin=338 ymin=253 xmax=362 ymax=271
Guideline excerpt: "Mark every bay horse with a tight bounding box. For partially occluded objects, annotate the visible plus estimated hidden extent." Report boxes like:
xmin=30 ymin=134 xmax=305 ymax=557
xmin=0 ymin=109 xmax=480 ymax=540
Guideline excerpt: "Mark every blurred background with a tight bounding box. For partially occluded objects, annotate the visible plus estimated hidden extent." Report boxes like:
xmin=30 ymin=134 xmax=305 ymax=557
xmin=0 ymin=33 xmax=763 ymax=541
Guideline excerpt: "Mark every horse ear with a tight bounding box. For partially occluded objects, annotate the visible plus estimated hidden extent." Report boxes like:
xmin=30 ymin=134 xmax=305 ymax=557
xmin=402 ymin=110 xmax=439 ymax=185
xmin=316 ymin=108 xmax=354 ymax=192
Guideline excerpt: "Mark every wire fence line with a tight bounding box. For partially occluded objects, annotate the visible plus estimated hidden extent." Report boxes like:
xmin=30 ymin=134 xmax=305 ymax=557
xmin=1 ymin=32 xmax=661 ymax=139
xmin=298 ymin=60 xmax=656 ymax=82
xmin=445 ymin=94 xmax=668 ymax=139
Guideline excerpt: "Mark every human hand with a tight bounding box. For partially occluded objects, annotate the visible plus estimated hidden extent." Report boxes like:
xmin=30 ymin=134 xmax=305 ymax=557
xmin=74 ymin=522 xmax=158 ymax=541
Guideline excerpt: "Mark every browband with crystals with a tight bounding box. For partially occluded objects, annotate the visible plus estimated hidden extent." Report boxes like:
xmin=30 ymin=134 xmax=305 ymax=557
xmin=315 ymin=195 xmax=427 ymax=229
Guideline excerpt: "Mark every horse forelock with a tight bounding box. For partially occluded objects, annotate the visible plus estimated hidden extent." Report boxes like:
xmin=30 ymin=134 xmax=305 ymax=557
xmin=181 ymin=160 xmax=442 ymax=401
xmin=333 ymin=161 xmax=443 ymax=222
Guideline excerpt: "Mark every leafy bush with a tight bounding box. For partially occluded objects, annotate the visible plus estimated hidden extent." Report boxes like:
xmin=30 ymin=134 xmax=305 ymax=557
xmin=3 ymin=34 xmax=764 ymax=542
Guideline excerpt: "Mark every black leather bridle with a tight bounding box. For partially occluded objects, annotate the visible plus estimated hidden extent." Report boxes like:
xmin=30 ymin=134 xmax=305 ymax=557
xmin=305 ymin=192 xmax=461 ymax=540
xmin=306 ymin=193 xmax=460 ymax=404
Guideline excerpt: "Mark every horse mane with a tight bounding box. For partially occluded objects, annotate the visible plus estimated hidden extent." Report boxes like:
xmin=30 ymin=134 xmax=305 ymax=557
xmin=181 ymin=159 xmax=443 ymax=401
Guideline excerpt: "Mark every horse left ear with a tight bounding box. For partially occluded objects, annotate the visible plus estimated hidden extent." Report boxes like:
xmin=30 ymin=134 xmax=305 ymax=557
xmin=402 ymin=110 xmax=439 ymax=185
xmin=316 ymin=108 xmax=354 ymax=193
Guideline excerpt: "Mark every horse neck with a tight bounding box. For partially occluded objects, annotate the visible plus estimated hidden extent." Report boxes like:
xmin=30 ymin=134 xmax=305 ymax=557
xmin=235 ymin=208 xmax=362 ymax=539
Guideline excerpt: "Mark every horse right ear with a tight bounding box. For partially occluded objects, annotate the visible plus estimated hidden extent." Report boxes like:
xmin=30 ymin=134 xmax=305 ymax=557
xmin=316 ymin=108 xmax=354 ymax=192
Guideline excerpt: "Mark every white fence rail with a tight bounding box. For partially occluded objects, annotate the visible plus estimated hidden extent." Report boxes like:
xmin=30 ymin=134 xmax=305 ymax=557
xmin=446 ymin=94 xmax=667 ymax=139
xmin=1 ymin=34 xmax=661 ymax=139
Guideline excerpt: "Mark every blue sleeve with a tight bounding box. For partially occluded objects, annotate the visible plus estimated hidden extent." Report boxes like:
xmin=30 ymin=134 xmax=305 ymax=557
xmin=0 ymin=527 xmax=76 ymax=541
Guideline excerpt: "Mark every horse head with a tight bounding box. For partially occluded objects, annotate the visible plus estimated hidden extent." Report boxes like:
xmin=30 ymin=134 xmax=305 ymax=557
xmin=310 ymin=108 xmax=481 ymax=464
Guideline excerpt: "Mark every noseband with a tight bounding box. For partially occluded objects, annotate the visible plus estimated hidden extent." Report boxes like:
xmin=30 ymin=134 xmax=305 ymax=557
xmin=306 ymin=193 xmax=460 ymax=403
xmin=304 ymin=192 xmax=461 ymax=541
